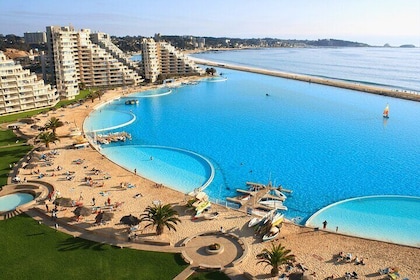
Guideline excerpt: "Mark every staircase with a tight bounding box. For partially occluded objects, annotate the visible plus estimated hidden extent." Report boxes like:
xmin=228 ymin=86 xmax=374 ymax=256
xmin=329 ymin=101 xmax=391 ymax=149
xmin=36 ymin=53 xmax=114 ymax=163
xmin=1 ymin=209 xmax=23 ymax=220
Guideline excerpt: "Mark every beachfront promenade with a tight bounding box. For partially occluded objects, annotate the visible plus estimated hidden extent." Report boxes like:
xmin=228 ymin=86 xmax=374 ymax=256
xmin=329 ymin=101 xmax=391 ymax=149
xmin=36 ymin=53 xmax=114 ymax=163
xmin=190 ymin=57 xmax=420 ymax=102
xmin=3 ymin=82 xmax=419 ymax=280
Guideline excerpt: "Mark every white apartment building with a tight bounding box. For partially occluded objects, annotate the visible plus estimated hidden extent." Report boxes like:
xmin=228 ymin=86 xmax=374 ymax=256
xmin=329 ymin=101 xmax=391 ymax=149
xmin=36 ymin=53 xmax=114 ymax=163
xmin=0 ymin=51 xmax=59 ymax=116
xmin=141 ymin=38 xmax=204 ymax=82
xmin=45 ymin=26 xmax=80 ymax=99
xmin=45 ymin=26 xmax=142 ymax=99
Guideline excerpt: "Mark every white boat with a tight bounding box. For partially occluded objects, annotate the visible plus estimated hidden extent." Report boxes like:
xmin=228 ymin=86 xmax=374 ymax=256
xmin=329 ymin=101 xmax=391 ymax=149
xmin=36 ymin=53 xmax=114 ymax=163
xmin=268 ymin=189 xmax=287 ymax=201
xmin=269 ymin=211 xmax=284 ymax=227
xmin=262 ymin=226 xmax=280 ymax=242
xmin=258 ymin=197 xmax=288 ymax=210
xmin=195 ymin=201 xmax=211 ymax=217
xmin=203 ymin=212 xmax=219 ymax=220
xmin=248 ymin=217 xmax=262 ymax=227
xmin=383 ymin=104 xmax=390 ymax=118
xmin=248 ymin=209 xmax=275 ymax=227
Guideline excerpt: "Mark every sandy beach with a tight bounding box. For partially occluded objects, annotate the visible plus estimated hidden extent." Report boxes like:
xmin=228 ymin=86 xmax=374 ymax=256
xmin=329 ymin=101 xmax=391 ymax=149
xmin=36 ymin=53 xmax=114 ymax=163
xmin=9 ymin=81 xmax=420 ymax=280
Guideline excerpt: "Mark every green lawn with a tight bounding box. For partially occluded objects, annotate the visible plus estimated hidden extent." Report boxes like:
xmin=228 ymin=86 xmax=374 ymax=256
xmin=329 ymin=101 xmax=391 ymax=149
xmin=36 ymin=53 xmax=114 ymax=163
xmin=0 ymin=129 xmax=32 ymax=186
xmin=0 ymin=215 xmax=189 ymax=280
xmin=187 ymin=271 xmax=231 ymax=280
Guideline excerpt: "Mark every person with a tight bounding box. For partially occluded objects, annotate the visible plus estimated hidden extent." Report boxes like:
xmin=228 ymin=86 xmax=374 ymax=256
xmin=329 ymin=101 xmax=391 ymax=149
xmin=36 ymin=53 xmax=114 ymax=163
xmin=45 ymin=203 xmax=49 ymax=212
xmin=92 ymin=197 xmax=96 ymax=206
xmin=134 ymin=168 xmax=137 ymax=174
xmin=107 ymin=197 xmax=111 ymax=206
xmin=323 ymin=220 xmax=328 ymax=229
xmin=52 ymin=209 xmax=57 ymax=221
xmin=354 ymin=256 xmax=360 ymax=265
xmin=220 ymin=226 xmax=225 ymax=233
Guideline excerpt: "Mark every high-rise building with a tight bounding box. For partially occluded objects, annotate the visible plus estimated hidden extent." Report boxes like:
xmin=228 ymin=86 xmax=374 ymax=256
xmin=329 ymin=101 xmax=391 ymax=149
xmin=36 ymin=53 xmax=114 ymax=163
xmin=141 ymin=38 xmax=204 ymax=82
xmin=0 ymin=51 xmax=59 ymax=116
xmin=24 ymin=32 xmax=47 ymax=44
xmin=44 ymin=26 xmax=142 ymax=99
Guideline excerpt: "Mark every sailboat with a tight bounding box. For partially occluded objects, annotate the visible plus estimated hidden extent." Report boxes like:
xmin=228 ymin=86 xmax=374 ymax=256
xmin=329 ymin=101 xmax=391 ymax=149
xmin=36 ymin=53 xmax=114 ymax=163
xmin=383 ymin=104 xmax=390 ymax=118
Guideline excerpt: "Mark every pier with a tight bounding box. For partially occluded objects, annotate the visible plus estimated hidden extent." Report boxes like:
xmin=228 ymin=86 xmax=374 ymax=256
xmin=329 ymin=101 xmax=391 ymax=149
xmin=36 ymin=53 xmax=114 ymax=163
xmin=191 ymin=58 xmax=420 ymax=102
xmin=227 ymin=182 xmax=291 ymax=215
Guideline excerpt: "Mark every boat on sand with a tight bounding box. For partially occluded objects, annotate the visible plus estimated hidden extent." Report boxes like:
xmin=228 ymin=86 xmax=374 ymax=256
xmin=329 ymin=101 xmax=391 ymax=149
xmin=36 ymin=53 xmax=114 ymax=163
xmin=262 ymin=226 xmax=280 ymax=242
xmin=203 ymin=212 xmax=219 ymax=220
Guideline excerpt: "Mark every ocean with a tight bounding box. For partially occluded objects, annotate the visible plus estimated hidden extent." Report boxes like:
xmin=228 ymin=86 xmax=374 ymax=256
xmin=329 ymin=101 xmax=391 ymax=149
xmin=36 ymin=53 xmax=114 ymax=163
xmin=191 ymin=47 xmax=420 ymax=93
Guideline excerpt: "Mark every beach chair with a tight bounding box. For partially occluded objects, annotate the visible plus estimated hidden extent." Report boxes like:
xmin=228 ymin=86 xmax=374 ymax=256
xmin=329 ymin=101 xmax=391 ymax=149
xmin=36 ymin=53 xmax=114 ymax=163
xmin=388 ymin=272 xmax=400 ymax=280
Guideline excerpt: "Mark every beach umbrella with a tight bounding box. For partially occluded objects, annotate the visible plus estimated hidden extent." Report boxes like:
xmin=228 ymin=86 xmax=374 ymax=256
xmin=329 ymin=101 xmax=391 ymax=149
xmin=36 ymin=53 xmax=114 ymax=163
xmin=54 ymin=197 xmax=73 ymax=207
xmin=24 ymin=163 xmax=38 ymax=169
xmin=20 ymin=118 xmax=35 ymax=124
xmin=95 ymin=212 xmax=104 ymax=224
xmin=95 ymin=211 xmax=114 ymax=223
xmin=120 ymin=214 xmax=140 ymax=226
xmin=288 ymin=273 xmax=304 ymax=280
xmin=30 ymin=124 xmax=41 ymax=130
xmin=102 ymin=212 xmax=114 ymax=222
xmin=28 ymin=156 xmax=40 ymax=163
xmin=73 ymin=206 xmax=92 ymax=217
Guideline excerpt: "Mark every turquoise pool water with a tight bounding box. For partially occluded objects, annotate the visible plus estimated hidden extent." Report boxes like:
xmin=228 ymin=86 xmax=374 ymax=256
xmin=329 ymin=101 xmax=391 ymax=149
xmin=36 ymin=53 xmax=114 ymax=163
xmin=306 ymin=196 xmax=420 ymax=247
xmin=100 ymin=145 xmax=214 ymax=193
xmin=0 ymin=193 xmax=34 ymax=212
xmin=84 ymin=67 xmax=419 ymax=246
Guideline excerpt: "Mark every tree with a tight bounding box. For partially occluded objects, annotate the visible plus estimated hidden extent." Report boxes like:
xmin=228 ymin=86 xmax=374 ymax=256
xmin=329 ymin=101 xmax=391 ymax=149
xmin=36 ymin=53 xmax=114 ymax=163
xmin=205 ymin=67 xmax=216 ymax=76
xmin=95 ymin=89 xmax=104 ymax=100
xmin=139 ymin=203 xmax=181 ymax=235
xmin=44 ymin=117 xmax=64 ymax=134
xmin=37 ymin=131 xmax=60 ymax=148
xmin=257 ymin=243 xmax=296 ymax=277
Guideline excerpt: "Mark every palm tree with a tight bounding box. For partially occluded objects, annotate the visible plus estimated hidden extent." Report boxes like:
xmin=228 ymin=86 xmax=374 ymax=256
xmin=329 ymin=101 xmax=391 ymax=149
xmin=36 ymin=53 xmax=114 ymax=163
xmin=44 ymin=117 xmax=64 ymax=134
xmin=37 ymin=131 xmax=60 ymax=149
xmin=139 ymin=203 xmax=181 ymax=235
xmin=205 ymin=67 xmax=217 ymax=76
xmin=257 ymin=243 xmax=296 ymax=277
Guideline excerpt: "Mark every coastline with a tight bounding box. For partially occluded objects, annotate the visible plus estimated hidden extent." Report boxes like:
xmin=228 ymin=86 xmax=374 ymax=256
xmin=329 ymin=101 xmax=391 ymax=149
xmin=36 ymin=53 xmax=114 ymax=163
xmin=6 ymin=81 xmax=420 ymax=279
xmin=189 ymin=57 xmax=420 ymax=102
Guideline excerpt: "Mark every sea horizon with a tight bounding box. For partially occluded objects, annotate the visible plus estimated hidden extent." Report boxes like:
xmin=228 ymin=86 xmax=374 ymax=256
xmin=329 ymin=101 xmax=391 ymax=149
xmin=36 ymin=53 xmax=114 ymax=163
xmin=190 ymin=47 xmax=420 ymax=94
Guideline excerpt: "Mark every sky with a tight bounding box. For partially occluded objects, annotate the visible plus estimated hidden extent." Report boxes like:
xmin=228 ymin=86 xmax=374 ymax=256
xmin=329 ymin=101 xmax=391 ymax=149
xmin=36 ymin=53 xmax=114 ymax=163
xmin=1 ymin=0 xmax=419 ymax=46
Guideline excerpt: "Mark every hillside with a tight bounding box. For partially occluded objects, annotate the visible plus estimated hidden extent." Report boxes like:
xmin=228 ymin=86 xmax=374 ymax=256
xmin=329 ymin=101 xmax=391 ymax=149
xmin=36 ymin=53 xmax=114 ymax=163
xmin=3 ymin=48 xmax=30 ymax=59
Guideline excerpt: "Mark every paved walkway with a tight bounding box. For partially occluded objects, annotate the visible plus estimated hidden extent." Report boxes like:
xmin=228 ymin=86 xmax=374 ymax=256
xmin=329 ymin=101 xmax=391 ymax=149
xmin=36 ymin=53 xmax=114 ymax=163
xmin=25 ymin=208 xmax=250 ymax=279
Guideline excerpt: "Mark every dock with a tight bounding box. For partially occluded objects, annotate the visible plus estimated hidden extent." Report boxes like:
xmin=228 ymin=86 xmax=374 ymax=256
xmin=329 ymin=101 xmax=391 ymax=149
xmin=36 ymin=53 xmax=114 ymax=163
xmin=236 ymin=189 xmax=257 ymax=195
xmin=226 ymin=181 xmax=293 ymax=215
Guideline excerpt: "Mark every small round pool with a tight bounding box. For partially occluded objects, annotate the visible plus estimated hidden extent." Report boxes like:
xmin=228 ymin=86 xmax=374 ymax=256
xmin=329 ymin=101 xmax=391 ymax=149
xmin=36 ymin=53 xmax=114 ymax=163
xmin=0 ymin=193 xmax=34 ymax=212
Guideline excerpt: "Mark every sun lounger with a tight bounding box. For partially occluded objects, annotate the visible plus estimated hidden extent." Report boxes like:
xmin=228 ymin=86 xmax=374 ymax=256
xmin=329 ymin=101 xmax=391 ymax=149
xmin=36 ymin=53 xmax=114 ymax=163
xmin=388 ymin=272 xmax=400 ymax=280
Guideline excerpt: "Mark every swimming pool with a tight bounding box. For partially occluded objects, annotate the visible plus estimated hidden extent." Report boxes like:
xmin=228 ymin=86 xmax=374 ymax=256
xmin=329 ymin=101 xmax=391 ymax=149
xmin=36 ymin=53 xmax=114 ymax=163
xmin=0 ymin=193 xmax=34 ymax=212
xmin=305 ymin=196 xmax=420 ymax=247
xmin=84 ymin=68 xmax=420 ymax=246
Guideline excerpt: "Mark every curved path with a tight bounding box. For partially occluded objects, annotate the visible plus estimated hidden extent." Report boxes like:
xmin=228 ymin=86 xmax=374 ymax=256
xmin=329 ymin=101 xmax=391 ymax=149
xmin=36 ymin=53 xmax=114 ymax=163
xmin=24 ymin=207 xmax=248 ymax=280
